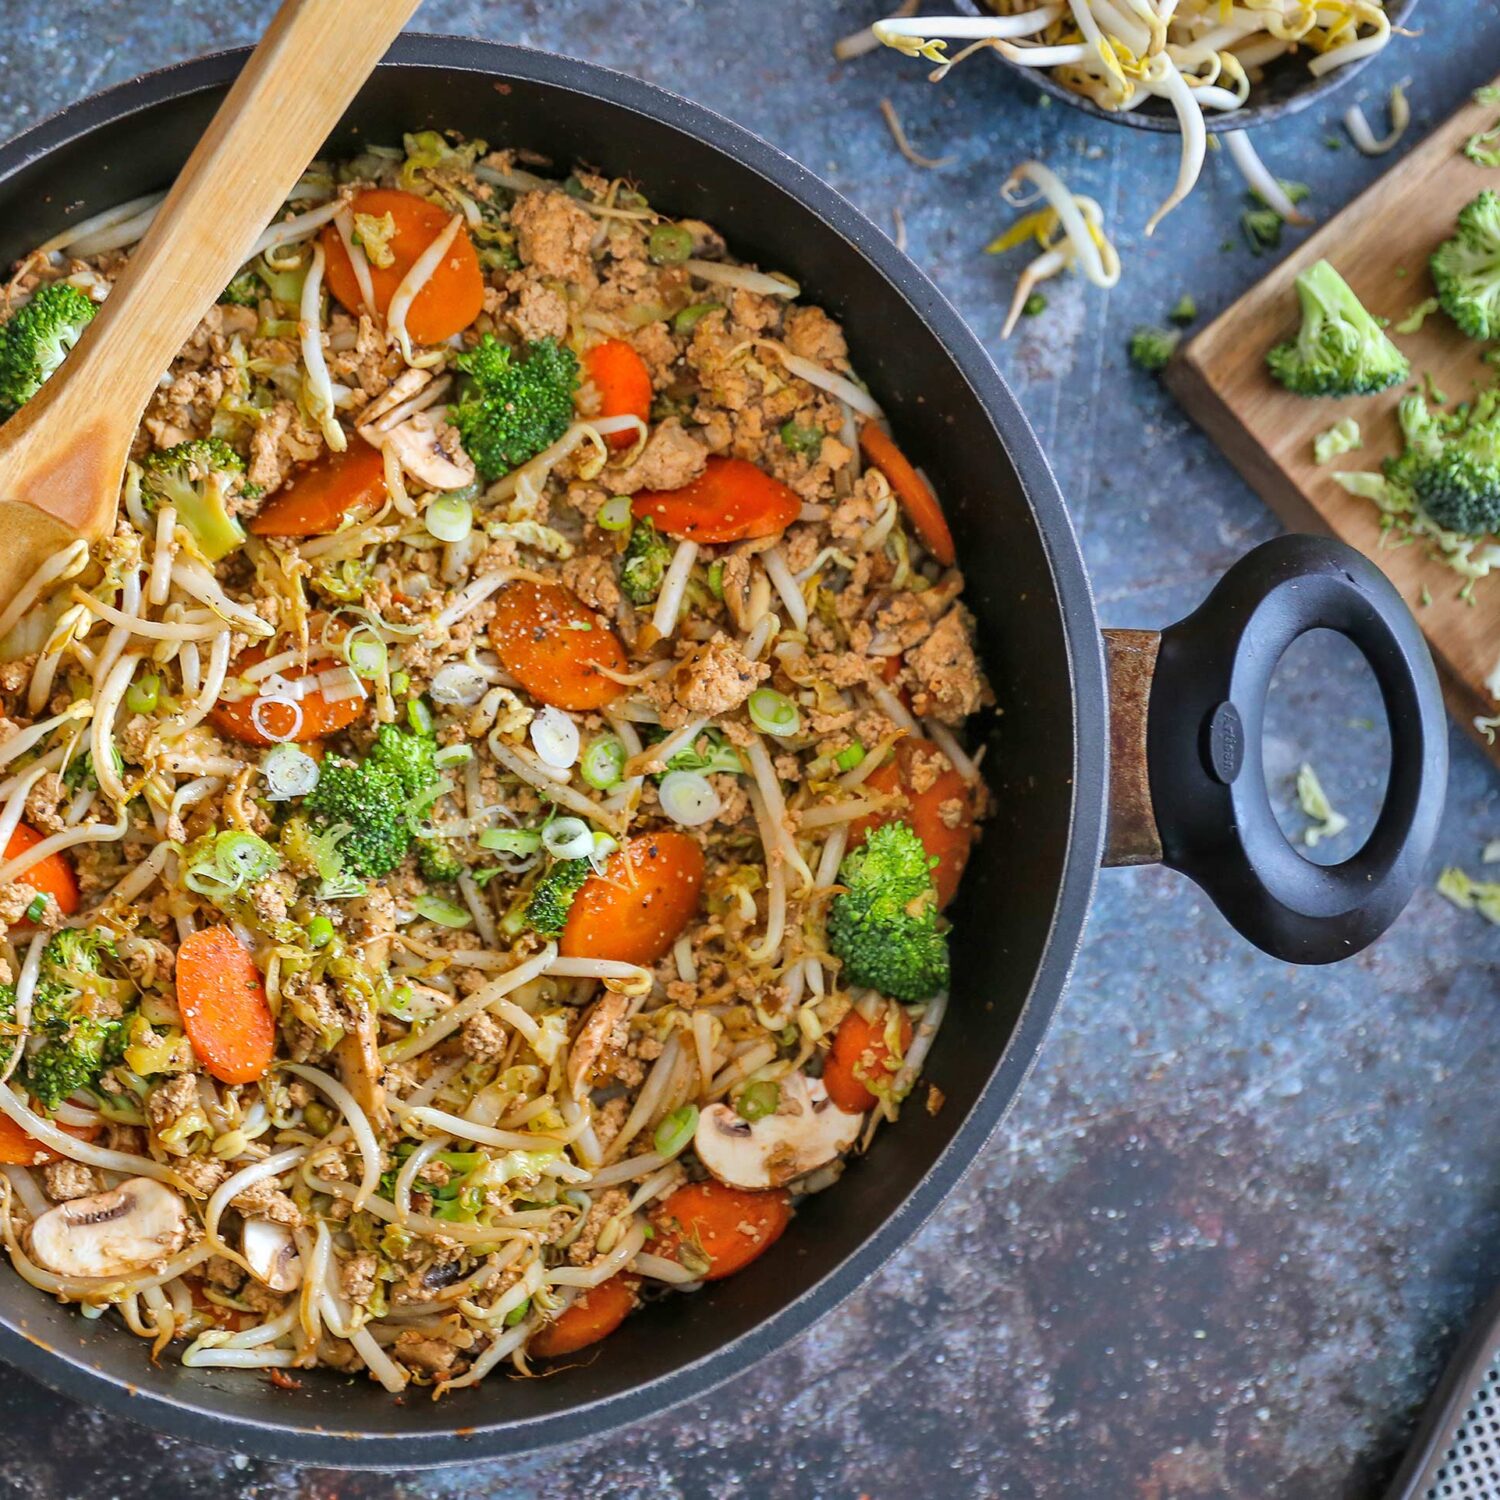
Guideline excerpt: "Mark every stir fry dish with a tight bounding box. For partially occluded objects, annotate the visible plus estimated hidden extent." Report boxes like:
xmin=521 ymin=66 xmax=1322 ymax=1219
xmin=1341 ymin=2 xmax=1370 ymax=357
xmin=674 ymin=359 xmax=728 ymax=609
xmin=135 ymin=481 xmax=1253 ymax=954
xmin=0 ymin=132 xmax=988 ymax=1393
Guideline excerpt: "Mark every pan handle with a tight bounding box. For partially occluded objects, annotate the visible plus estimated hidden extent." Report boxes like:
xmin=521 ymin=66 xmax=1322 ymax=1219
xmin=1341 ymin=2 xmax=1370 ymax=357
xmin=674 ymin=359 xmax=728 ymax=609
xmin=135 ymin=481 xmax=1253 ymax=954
xmin=1102 ymin=534 xmax=1447 ymax=964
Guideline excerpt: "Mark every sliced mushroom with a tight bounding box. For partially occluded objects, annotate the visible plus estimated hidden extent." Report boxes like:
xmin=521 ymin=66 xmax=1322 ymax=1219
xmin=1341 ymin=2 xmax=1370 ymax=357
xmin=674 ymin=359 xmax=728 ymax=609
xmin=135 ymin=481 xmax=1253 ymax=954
xmin=380 ymin=410 xmax=476 ymax=492
xmin=565 ymin=991 xmax=631 ymax=1102
xmin=693 ymin=1071 xmax=863 ymax=1191
xmin=335 ymin=1001 xmax=389 ymax=1134
xmin=242 ymin=1217 xmax=302 ymax=1292
xmin=357 ymin=366 xmax=435 ymax=430
xmin=28 ymin=1178 xmax=188 ymax=1278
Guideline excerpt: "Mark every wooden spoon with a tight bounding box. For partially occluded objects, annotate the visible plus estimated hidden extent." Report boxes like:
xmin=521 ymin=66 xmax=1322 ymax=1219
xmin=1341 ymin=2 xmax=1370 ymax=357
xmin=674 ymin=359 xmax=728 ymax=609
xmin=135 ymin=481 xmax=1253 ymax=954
xmin=0 ymin=0 xmax=421 ymax=599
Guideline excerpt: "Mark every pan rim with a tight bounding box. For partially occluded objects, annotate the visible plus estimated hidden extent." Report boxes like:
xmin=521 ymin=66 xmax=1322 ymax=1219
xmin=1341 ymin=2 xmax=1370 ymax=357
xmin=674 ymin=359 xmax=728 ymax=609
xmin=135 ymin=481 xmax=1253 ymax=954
xmin=0 ymin=34 xmax=1108 ymax=1466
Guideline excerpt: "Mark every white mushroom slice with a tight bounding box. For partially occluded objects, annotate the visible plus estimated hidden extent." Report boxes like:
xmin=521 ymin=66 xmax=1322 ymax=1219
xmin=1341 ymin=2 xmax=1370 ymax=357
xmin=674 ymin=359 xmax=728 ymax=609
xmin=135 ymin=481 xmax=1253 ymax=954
xmin=380 ymin=410 xmax=476 ymax=492
xmin=694 ymin=1070 xmax=863 ymax=1191
xmin=28 ymin=1178 xmax=188 ymax=1279
xmin=356 ymin=366 xmax=433 ymax=429
xmin=242 ymin=1217 xmax=302 ymax=1292
xmin=566 ymin=991 xmax=631 ymax=1102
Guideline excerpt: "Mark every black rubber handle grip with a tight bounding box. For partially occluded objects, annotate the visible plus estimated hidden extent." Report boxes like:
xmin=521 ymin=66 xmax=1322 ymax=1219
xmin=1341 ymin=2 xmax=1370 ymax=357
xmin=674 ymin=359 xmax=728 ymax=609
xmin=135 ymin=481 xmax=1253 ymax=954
xmin=1147 ymin=534 xmax=1448 ymax=964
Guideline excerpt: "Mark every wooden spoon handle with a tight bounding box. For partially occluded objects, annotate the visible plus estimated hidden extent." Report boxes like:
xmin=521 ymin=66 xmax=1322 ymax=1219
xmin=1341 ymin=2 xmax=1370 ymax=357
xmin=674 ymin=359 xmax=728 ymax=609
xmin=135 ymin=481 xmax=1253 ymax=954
xmin=58 ymin=0 xmax=421 ymax=419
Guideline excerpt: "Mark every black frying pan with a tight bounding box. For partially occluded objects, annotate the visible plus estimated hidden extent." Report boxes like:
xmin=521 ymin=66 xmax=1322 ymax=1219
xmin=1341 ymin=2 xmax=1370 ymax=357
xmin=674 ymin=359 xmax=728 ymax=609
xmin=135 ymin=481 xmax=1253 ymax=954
xmin=0 ymin=36 xmax=1448 ymax=1467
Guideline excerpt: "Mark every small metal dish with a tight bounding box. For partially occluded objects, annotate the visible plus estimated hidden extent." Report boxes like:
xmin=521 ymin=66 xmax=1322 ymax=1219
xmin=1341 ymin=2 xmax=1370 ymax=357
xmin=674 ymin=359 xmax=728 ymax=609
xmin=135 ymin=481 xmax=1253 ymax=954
xmin=950 ymin=0 xmax=1417 ymax=132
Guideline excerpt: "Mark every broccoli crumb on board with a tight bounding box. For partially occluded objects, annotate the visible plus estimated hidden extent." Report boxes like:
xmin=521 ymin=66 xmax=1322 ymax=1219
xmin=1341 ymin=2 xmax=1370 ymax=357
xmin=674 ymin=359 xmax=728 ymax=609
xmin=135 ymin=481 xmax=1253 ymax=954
xmin=1313 ymin=417 xmax=1362 ymax=465
xmin=1295 ymin=763 xmax=1348 ymax=849
xmin=1128 ymin=326 xmax=1180 ymax=373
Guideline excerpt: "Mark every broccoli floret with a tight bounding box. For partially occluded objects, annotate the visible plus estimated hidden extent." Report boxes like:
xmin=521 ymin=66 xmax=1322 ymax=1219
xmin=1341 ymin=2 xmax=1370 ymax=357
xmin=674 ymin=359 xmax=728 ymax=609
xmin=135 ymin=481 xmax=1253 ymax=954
xmin=449 ymin=335 xmax=580 ymax=481
xmin=0 ymin=930 xmax=127 ymax=1111
xmin=0 ymin=283 xmax=96 ymax=415
xmin=219 ymin=267 xmax=266 ymax=307
xmin=141 ymin=438 xmax=248 ymax=562
xmin=524 ymin=858 xmax=592 ymax=938
xmin=1266 ymin=260 xmax=1409 ymax=397
xmin=62 ymin=744 xmax=124 ymax=793
xmin=1129 ymin=326 xmax=1180 ymax=374
xmin=368 ymin=723 xmax=439 ymax=800
xmin=305 ymin=757 xmax=412 ymax=879
xmin=826 ymin=822 xmax=949 ymax=1003
xmin=417 ymin=839 xmax=465 ymax=883
xmin=620 ymin=517 xmax=674 ymax=606
xmin=1386 ymin=390 xmax=1500 ymax=537
xmin=1431 ymin=190 xmax=1500 ymax=341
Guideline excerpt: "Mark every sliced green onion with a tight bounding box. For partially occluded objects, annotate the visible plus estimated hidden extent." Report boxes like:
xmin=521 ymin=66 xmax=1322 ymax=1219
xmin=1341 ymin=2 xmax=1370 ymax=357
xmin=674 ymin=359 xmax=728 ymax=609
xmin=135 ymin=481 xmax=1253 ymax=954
xmin=706 ymin=561 xmax=724 ymax=600
xmin=391 ymin=670 xmax=411 ymax=697
xmin=737 ymin=1080 xmax=780 ymax=1123
xmin=648 ymin=224 xmax=694 ymax=264
xmin=407 ymin=698 xmax=434 ymax=735
xmin=425 ymin=493 xmax=474 ymax=544
xmin=478 ymin=828 xmax=543 ymax=855
xmin=307 ymin=915 xmax=334 ymax=949
xmin=434 ymin=744 xmax=474 ymax=770
xmin=542 ymin=817 xmax=595 ymax=860
xmin=580 ymin=734 xmax=627 ymax=790
xmin=504 ymin=1297 xmax=531 ymax=1327
xmin=653 ymin=1103 xmax=698 ymax=1158
xmin=597 ymin=495 xmax=633 ymax=531
xmin=834 ymin=742 xmax=866 ymax=773
xmin=219 ymin=831 xmax=279 ymax=883
xmin=125 ymin=672 xmax=160 ymax=715
xmin=747 ymin=687 xmax=801 ymax=738
xmin=672 ymin=301 xmax=718 ymax=336
xmin=23 ymin=894 xmax=48 ymax=924
xmin=659 ymin=770 xmax=720 ymax=827
xmin=411 ymin=894 xmax=472 ymax=929
xmin=262 ymin=743 xmax=320 ymax=801
xmin=345 ymin=630 xmax=388 ymax=680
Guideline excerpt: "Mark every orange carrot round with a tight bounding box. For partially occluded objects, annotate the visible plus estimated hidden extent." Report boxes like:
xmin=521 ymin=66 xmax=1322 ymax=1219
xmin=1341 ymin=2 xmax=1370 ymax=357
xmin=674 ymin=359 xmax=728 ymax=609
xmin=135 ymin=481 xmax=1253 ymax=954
xmin=248 ymin=438 xmax=387 ymax=539
xmin=654 ymin=1181 xmax=792 ymax=1280
xmin=4 ymin=823 xmax=79 ymax=917
xmin=560 ymin=831 xmax=705 ymax=967
xmin=584 ymin=340 xmax=654 ymax=449
xmin=0 ymin=1111 xmax=97 ymax=1167
xmin=321 ymin=188 xmax=484 ymax=345
xmin=176 ymin=925 xmax=277 ymax=1085
xmin=529 ymin=1272 xmax=640 ymax=1359
xmin=208 ymin=647 xmax=367 ymax=747
xmin=632 ymin=456 xmax=801 ymax=543
xmin=851 ymin=738 xmax=974 ymax=908
xmin=824 ymin=1007 xmax=915 ymax=1114
xmin=858 ymin=420 xmax=955 ymax=568
xmin=488 ymin=580 xmax=628 ymax=712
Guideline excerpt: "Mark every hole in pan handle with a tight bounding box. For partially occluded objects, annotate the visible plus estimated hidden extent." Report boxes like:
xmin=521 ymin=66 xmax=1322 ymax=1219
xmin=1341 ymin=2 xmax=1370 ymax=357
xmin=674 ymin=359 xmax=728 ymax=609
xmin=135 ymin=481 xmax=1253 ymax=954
xmin=1102 ymin=534 xmax=1448 ymax=964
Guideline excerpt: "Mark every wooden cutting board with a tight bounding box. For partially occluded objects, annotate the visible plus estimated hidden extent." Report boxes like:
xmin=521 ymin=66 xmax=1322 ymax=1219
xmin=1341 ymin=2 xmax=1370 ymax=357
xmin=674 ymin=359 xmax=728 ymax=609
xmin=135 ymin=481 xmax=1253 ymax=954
xmin=1166 ymin=80 xmax=1500 ymax=768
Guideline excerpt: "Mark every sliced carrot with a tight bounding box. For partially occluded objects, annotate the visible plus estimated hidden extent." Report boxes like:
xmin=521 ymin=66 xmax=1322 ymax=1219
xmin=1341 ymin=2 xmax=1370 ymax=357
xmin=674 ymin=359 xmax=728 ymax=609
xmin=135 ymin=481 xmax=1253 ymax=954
xmin=584 ymin=340 xmax=653 ymax=449
xmin=208 ymin=646 xmax=367 ymax=747
xmin=529 ymin=1272 xmax=640 ymax=1359
xmin=824 ymin=1007 xmax=915 ymax=1115
xmin=248 ymin=438 xmax=387 ymax=539
xmin=654 ymin=1182 xmax=792 ymax=1281
xmin=0 ymin=1110 xmax=97 ymax=1167
xmin=176 ymin=925 xmax=277 ymax=1086
xmin=850 ymin=738 xmax=974 ymax=908
xmin=488 ymin=579 xmax=628 ymax=712
xmin=3 ymin=823 xmax=79 ymax=917
xmin=560 ymin=831 xmax=705 ymax=967
xmin=858 ymin=420 xmax=955 ymax=568
xmin=631 ymin=456 xmax=801 ymax=544
xmin=321 ymin=187 xmax=484 ymax=345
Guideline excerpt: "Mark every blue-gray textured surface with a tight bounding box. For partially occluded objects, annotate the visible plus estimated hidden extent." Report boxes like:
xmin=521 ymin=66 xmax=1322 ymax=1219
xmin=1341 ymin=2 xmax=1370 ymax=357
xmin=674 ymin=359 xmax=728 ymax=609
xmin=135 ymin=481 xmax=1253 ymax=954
xmin=0 ymin=3 xmax=1498 ymax=1497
